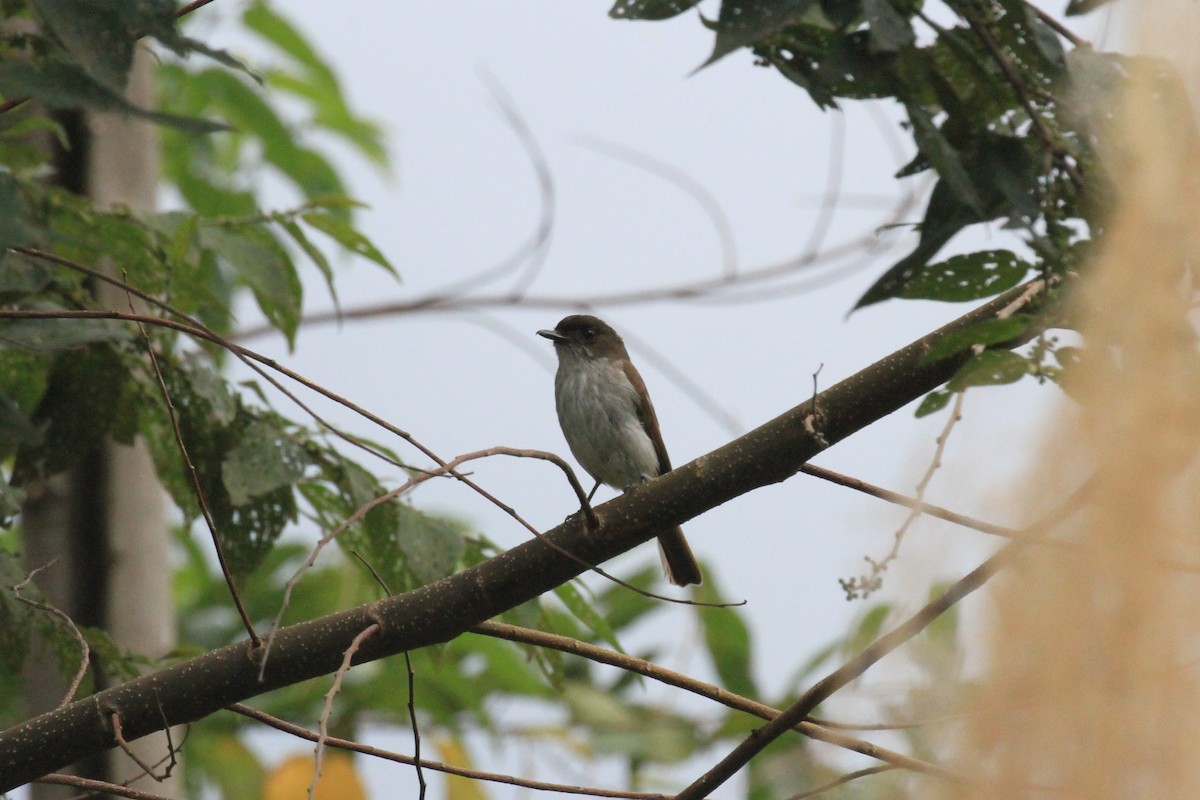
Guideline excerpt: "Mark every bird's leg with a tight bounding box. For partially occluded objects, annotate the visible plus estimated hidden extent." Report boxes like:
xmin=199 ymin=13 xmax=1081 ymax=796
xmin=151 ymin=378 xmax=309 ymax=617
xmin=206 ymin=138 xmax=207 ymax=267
xmin=586 ymin=480 xmax=601 ymax=502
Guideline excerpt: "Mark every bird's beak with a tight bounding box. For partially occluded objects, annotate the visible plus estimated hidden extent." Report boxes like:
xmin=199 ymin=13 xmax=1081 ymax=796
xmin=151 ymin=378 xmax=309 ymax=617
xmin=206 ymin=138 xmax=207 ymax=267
xmin=537 ymin=329 xmax=567 ymax=343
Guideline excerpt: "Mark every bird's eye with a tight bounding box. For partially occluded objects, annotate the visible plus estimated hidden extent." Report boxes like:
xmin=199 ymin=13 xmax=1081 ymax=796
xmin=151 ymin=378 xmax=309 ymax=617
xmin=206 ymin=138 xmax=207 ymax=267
xmin=582 ymin=328 xmax=596 ymax=341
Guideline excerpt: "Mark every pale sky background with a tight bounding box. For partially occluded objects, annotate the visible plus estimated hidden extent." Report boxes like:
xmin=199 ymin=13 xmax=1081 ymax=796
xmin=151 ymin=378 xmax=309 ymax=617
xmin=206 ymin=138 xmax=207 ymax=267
xmin=176 ymin=2 xmax=1115 ymax=796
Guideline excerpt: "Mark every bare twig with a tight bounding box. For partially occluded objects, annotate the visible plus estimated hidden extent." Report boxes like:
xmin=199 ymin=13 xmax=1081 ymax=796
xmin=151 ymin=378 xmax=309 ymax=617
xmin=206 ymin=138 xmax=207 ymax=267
xmin=35 ymin=774 xmax=174 ymax=800
xmin=230 ymin=703 xmax=668 ymax=799
xmin=674 ymin=545 xmax=1015 ymax=800
xmin=840 ymin=391 xmax=966 ymax=599
xmin=11 ymin=561 xmax=90 ymax=708
xmin=799 ymin=111 xmax=847 ymax=262
xmin=785 ymin=765 xmax=899 ymax=800
xmin=111 ymin=712 xmax=166 ymax=781
xmin=234 ymin=199 xmax=918 ymax=340
xmin=1024 ymin=0 xmax=1087 ymax=48
xmin=130 ymin=298 xmax=259 ymax=645
xmin=576 ymin=137 xmax=739 ymax=278
xmin=474 ymin=622 xmax=967 ymax=783
xmin=416 ymin=72 xmax=556 ymax=302
xmin=310 ymin=623 xmax=380 ymax=800
xmin=403 ymin=651 xmax=427 ymax=800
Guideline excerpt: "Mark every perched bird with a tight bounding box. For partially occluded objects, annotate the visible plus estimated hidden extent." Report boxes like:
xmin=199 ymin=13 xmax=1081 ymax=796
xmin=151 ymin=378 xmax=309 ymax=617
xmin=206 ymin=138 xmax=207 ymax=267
xmin=538 ymin=314 xmax=702 ymax=586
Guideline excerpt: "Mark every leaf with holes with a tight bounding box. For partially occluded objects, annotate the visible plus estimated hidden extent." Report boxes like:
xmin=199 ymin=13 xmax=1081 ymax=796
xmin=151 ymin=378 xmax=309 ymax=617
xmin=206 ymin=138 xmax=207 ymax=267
xmin=948 ymin=349 xmax=1031 ymax=391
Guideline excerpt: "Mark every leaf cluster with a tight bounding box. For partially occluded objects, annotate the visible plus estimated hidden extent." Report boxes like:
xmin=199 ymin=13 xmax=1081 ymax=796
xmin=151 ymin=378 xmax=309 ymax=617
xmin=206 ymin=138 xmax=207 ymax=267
xmin=610 ymin=0 xmax=1180 ymax=409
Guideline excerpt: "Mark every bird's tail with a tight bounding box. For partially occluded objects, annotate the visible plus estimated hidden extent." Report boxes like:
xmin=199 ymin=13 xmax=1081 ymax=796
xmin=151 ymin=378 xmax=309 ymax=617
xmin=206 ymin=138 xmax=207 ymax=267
xmin=658 ymin=526 xmax=703 ymax=586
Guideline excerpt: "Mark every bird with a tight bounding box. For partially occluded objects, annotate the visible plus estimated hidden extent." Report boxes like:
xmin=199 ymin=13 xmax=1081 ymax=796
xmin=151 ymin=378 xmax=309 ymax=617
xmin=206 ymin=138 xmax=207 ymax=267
xmin=537 ymin=314 xmax=702 ymax=586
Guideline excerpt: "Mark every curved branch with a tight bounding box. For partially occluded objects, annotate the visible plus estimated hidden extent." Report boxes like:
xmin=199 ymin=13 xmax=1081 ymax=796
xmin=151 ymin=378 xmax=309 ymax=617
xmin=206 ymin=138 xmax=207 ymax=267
xmin=0 ymin=280 xmax=1048 ymax=791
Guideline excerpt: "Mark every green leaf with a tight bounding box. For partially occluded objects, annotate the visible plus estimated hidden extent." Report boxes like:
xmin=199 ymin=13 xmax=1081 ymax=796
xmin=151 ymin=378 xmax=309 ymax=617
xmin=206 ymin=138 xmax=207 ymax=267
xmin=0 ymin=476 xmax=24 ymax=523
xmin=221 ymin=420 xmax=307 ymax=505
xmin=901 ymin=250 xmax=1032 ymax=303
xmin=277 ymin=218 xmax=338 ymax=309
xmin=0 ymin=173 xmax=32 ymax=248
xmin=30 ymin=0 xmax=142 ymax=90
xmin=695 ymin=577 xmax=758 ymax=698
xmin=0 ymin=308 xmax=130 ymax=352
xmin=243 ymin=1 xmax=386 ymax=165
xmin=0 ymin=61 xmax=227 ymax=134
xmin=301 ymin=212 xmax=395 ymax=274
xmin=554 ymin=582 xmax=623 ymax=652
xmin=843 ymin=603 xmax=892 ymax=657
xmin=923 ymin=316 xmax=1031 ymax=364
xmin=905 ymin=102 xmax=982 ymax=212
xmin=396 ymin=505 xmax=466 ymax=585
xmin=1055 ymin=345 xmax=1082 ymax=369
xmin=0 ymin=393 xmax=40 ymax=454
xmin=13 ymin=344 xmax=129 ymax=482
xmin=702 ymin=0 xmax=818 ymax=67
xmin=915 ymin=389 xmax=952 ymax=418
xmin=1066 ymin=0 xmax=1111 ymax=14
xmin=0 ymin=348 xmax=49 ymax=417
xmin=199 ymin=226 xmax=302 ymax=344
xmin=609 ymin=0 xmax=704 ymax=20
xmin=863 ymin=0 xmax=915 ymax=53
xmin=947 ymin=349 xmax=1031 ymax=391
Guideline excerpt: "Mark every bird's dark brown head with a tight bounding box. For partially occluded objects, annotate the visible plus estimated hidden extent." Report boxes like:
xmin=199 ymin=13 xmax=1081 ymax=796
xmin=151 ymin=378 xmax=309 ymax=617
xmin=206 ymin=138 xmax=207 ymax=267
xmin=537 ymin=315 xmax=629 ymax=360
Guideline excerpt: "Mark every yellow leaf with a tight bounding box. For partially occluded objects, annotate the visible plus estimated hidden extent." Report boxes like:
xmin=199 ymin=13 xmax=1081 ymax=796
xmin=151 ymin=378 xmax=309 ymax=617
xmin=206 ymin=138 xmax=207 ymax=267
xmin=264 ymin=752 xmax=365 ymax=800
xmin=434 ymin=737 xmax=487 ymax=800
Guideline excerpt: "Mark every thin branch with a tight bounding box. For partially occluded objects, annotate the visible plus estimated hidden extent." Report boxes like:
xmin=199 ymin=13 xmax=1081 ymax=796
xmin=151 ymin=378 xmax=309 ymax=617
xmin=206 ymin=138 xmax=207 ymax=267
xmin=785 ymin=765 xmax=899 ymax=800
xmin=673 ymin=545 xmax=1016 ymax=800
xmin=111 ymin=711 xmax=166 ymax=781
xmin=310 ymin=623 xmax=380 ymax=800
xmin=229 ymin=703 xmax=668 ymax=799
xmin=576 ymin=137 xmax=738 ymax=278
xmin=474 ymin=621 xmax=967 ymax=784
xmin=35 ymin=774 xmax=174 ymax=800
xmin=798 ymin=110 xmax=847 ymax=262
xmin=403 ymin=651 xmax=427 ymax=800
xmin=131 ymin=301 xmax=259 ymax=645
xmin=1024 ymin=0 xmax=1087 ymax=48
xmin=11 ymin=561 xmax=90 ymax=708
xmin=416 ymin=71 xmax=556 ymax=302
xmin=233 ymin=199 xmax=917 ymax=340
xmin=840 ymin=391 xmax=966 ymax=599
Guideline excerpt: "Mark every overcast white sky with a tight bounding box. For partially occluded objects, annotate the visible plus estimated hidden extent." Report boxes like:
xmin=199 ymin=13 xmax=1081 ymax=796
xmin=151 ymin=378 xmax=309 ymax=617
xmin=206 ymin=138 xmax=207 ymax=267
xmin=188 ymin=2 xmax=1115 ymax=796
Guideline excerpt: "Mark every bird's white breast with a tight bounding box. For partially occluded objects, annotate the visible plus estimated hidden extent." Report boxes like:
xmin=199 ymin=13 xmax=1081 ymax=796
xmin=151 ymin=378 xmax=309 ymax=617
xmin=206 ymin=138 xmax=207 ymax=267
xmin=554 ymin=357 xmax=660 ymax=489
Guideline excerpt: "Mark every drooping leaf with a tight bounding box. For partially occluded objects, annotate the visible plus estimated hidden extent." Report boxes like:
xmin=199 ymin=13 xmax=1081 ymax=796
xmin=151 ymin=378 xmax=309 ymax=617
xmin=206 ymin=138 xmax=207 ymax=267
xmin=199 ymin=226 xmax=302 ymax=345
xmin=862 ymin=0 xmax=914 ymax=53
xmin=300 ymin=212 xmax=395 ymax=274
xmin=0 ymin=61 xmax=228 ymax=133
xmin=0 ymin=393 xmax=40 ymax=454
xmin=905 ymin=102 xmax=982 ymax=212
xmin=13 ymin=344 xmax=130 ymax=482
xmin=901 ymin=250 xmax=1032 ymax=303
xmin=396 ymin=505 xmax=466 ymax=585
xmin=29 ymin=0 xmax=141 ymax=90
xmin=915 ymin=388 xmax=952 ymax=418
xmin=947 ymin=349 xmax=1031 ymax=391
xmin=923 ymin=316 xmax=1032 ymax=363
xmin=0 ymin=173 xmax=31 ymax=248
xmin=609 ymin=0 xmax=704 ymax=20
xmin=554 ymin=581 xmax=623 ymax=652
xmin=702 ymin=0 xmax=818 ymax=68
xmin=695 ymin=577 xmax=758 ymax=698
xmin=222 ymin=419 xmax=308 ymax=505
xmin=242 ymin=1 xmax=386 ymax=165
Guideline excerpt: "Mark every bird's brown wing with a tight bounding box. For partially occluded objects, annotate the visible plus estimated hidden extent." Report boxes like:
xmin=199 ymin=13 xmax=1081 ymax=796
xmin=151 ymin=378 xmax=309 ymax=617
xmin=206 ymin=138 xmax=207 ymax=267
xmin=622 ymin=359 xmax=672 ymax=476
